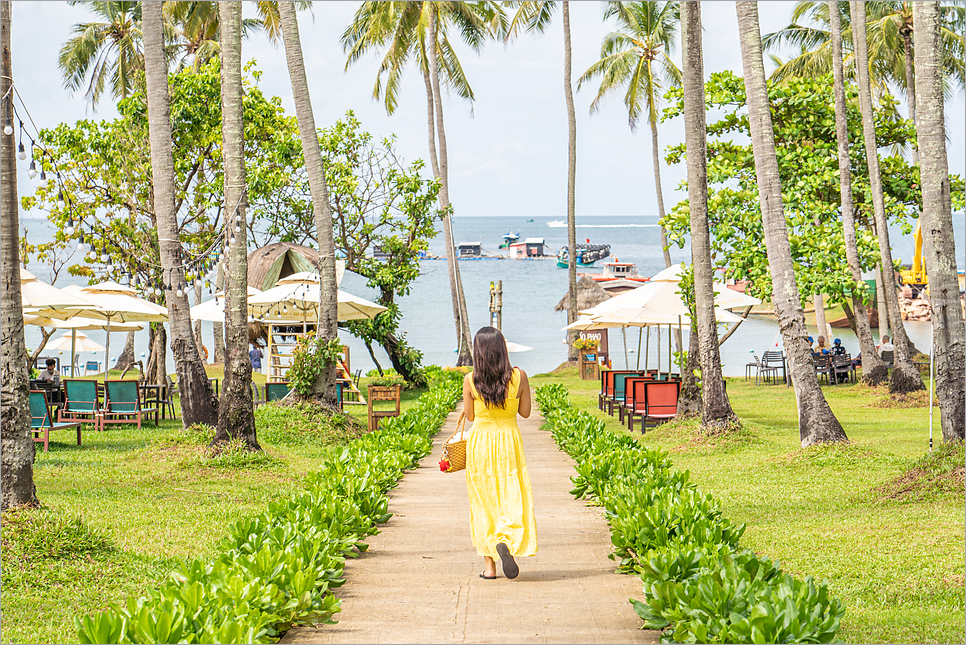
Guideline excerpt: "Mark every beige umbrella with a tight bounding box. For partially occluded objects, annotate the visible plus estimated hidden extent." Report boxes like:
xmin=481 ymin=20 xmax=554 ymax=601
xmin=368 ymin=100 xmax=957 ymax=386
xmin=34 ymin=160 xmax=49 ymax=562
xmin=190 ymin=286 xmax=263 ymax=323
xmin=46 ymin=331 xmax=105 ymax=353
xmin=60 ymin=282 xmax=169 ymax=377
xmin=20 ymin=268 xmax=98 ymax=318
xmin=505 ymin=340 xmax=533 ymax=353
xmin=647 ymin=263 xmax=762 ymax=309
xmin=24 ymin=314 xmax=144 ymax=377
xmin=248 ymin=273 xmax=387 ymax=325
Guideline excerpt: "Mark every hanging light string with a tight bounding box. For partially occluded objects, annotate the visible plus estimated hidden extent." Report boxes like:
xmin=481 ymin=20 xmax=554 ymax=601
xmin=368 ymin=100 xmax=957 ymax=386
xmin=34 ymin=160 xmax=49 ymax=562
xmin=5 ymin=81 xmax=246 ymax=298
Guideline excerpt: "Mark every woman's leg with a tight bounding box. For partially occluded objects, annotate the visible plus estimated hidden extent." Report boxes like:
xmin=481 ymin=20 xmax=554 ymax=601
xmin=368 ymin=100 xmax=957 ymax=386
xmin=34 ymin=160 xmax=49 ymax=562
xmin=483 ymin=556 xmax=497 ymax=578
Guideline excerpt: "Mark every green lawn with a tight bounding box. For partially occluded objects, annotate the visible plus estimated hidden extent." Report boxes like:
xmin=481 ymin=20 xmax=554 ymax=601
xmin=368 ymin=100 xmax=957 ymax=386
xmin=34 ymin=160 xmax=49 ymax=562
xmin=531 ymin=366 xmax=965 ymax=644
xmin=1 ymin=371 xmax=427 ymax=645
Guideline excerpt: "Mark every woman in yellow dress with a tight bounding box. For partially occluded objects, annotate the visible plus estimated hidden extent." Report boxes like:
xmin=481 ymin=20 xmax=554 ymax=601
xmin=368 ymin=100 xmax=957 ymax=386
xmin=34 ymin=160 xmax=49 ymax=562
xmin=462 ymin=326 xmax=538 ymax=579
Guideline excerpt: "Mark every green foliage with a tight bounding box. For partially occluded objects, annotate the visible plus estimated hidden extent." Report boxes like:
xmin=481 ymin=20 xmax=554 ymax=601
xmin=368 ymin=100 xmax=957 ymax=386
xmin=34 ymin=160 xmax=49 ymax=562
xmin=168 ymin=423 xmax=216 ymax=446
xmin=288 ymin=336 xmax=346 ymax=398
xmin=661 ymin=71 xmax=965 ymax=307
xmin=368 ymin=371 xmax=408 ymax=389
xmin=2 ymin=509 xmax=114 ymax=560
xmin=534 ymin=383 xmax=845 ymax=643
xmin=75 ymin=375 xmax=463 ymax=644
xmin=197 ymin=439 xmax=281 ymax=470
xmin=255 ymin=403 xmax=365 ymax=447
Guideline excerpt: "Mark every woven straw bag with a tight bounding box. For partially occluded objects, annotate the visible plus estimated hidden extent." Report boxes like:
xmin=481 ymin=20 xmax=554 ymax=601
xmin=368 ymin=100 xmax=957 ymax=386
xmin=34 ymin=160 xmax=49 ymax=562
xmin=440 ymin=411 xmax=468 ymax=473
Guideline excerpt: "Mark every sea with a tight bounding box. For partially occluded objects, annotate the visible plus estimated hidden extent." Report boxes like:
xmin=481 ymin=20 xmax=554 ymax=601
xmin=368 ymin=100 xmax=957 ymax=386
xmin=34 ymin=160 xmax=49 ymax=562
xmin=19 ymin=214 xmax=966 ymax=378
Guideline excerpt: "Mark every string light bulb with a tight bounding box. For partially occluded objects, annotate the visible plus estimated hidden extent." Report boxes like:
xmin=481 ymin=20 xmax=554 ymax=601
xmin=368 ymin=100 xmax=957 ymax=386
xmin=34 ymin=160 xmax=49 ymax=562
xmin=27 ymin=160 xmax=37 ymax=179
xmin=100 ymin=245 xmax=108 ymax=263
xmin=176 ymin=287 xmax=184 ymax=297
xmin=65 ymin=217 xmax=75 ymax=236
xmin=88 ymin=249 xmax=97 ymax=260
xmin=17 ymin=140 xmax=26 ymax=160
xmin=2 ymin=116 xmax=12 ymax=136
xmin=39 ymin=168 xmax=46 ymax=183
xmin=57 ymin=189 xmax=65 ymax=210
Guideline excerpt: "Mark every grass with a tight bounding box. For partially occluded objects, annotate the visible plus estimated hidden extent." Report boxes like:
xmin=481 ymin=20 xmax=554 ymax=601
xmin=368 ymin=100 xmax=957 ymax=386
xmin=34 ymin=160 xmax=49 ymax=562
xmin=530 ymin=365 xmax=965 ymax=644
xmin=1 ymin=367 xmax=429 ymax=645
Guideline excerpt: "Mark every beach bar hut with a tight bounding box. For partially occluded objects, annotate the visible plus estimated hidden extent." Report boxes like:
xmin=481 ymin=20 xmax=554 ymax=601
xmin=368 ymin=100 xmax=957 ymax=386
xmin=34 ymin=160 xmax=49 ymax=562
xmin=457 ymin=242 xmax=482 ymax=258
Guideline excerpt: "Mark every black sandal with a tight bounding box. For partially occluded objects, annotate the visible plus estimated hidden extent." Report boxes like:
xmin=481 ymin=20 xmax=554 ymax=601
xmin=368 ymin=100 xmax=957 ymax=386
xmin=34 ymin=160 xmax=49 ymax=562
xmin=479 ymin=572 xmax=496 ymax=579
xmin=496 ymin=543 xmax=519 ymax=579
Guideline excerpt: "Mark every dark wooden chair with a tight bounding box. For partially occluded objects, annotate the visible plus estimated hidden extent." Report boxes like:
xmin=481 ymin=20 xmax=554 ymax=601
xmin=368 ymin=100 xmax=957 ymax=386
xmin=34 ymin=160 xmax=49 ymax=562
xmin=812 ymin=355 xmax=832 ymax=385
xmin=59 ymin=379 xmax=102 ymax=431
xmin=252 ymin=381 xmax=267 ymax=407
xmin=880 ymin=350 xmax=894 ymax=370
xmin=367 ymin=384 xmax=401 ymax=432
xmin=761 ymin=351 xmax=787 ymax=385
xmin=103 ymin=380 xmax=158 ymax=430
xmin=30 ymin=390 xmax=82 ymax=452
xmin=831 ymin=354 xmax=855 ymax=384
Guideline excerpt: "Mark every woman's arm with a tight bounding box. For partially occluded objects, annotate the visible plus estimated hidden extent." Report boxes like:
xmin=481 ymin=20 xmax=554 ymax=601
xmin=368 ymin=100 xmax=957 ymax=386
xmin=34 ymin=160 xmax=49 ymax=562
xmin=463 ymin=373 xmax=475 ymax=422
xmin=517 ymin=369 xmax=532 ymax=418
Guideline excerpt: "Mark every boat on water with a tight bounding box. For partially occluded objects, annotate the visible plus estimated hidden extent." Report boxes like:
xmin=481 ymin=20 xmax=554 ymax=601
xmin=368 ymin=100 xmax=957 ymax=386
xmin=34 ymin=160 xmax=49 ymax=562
xmin=547 ymin=219 xmax=566 ymax=228
xmin=499 ymin=231 xmax=520 ymax=248
xmin=556 ymin=243 xmax=611 ymax=268
xmin=526 ymin=218 xmax=534 ymax=222
xmin=579 ymin=259 xmax=649 ymax=293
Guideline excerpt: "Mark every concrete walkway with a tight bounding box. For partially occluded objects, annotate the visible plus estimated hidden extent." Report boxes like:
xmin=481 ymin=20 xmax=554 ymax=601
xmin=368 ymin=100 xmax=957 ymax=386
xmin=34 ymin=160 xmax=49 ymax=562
xmin=282 ymin=407 xmax=660 ymax=644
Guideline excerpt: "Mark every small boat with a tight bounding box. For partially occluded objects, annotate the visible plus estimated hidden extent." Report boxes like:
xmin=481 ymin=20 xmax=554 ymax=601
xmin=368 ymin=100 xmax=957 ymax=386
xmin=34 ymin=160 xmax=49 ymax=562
xmin=580 ymin=259 xmax=649 ymax=293
xmin=499 ymin=231 xmax=520 ymax=248
xmin=547 ymin=219 xmax=566 ymax=228
xmin=557 ymin=243 xmax=611 ymax=268
xmin=526 ymin=218 xmax=534 ymax=222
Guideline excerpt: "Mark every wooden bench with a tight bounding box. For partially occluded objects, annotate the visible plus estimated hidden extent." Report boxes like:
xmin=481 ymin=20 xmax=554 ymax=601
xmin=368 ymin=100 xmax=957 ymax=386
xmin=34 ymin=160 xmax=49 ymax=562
xmin=31 ymin=390 xmax=83 ymax=452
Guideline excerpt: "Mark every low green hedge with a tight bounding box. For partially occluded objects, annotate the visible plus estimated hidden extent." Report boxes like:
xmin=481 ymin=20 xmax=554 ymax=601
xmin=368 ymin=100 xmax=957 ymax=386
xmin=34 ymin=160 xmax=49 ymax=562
xmin=77 ymin=374 xmax=463 ymax=644
xmin=535 ymin=383 xmax=844 ymax=644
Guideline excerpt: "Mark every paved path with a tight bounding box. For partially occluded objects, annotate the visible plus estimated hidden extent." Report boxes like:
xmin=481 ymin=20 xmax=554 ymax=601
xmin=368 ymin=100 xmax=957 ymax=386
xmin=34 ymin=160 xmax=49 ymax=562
xmin=282 ymin=407 xmax=660 ymax=644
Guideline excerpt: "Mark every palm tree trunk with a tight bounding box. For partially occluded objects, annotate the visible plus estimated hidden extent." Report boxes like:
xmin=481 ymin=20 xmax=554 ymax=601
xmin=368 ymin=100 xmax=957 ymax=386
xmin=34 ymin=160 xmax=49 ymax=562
xmin=563 ymin=1 xmax=579 ymax=362
xmin=212 ymin=1 xmax=257 ymax=448
xmin=278 ymin=1 xmax=340 ymax=404
xmin=912 ymin=0 xmax=965 ymax=442
xmin=902 ymin=29 xmax=918 ymax=166
xmin=813 ymin=293 xmax=827 ymax=340
xmin=875 ymin=261 xmax=889 ymax=337
xmin=1 ymin=0 xmax=37 ymax=509
xmin=428 ymin=7 xmax=472 ymax=366
xmin=849 ymin=0 xmax=924 ymax=394
xmin=828 ymin=0 xmax=887 ymax=385
xmin=736 ymin=0 xmax=847 ymax=447
xmin=649 ymin=110 xmax=681 ymax=353
xmin=193 ymin=280 xmax=203 ymax=358
xmin=142 ymin=0 xmax=218 ymax=426
xmin=213 ymin=260 xmax=226 ymax=363
xmin=682 ymin=1 xmax=735 ymax=428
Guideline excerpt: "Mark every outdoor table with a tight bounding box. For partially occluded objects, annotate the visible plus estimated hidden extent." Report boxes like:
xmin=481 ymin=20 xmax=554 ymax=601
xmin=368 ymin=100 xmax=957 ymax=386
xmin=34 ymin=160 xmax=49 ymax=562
xmin=139 ymin=384 xmax=166 ymax=423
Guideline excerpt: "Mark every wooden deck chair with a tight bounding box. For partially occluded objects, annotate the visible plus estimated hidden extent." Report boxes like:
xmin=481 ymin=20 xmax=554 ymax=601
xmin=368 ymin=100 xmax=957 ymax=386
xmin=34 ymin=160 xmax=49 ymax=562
xmin=265 ymin=381 xmax=292 ymax=402
xmin=625 ymin=379 xmax=658 ymax=432
xmin=59 ymin=379 xmax=102 ymax=431
xmin=31 ymin=390 xmax=83 ymax=452
xmin=367 ymin=384 xmax=401 ymax=432
xmin=103 ymin=380 xmax=157 ymax=430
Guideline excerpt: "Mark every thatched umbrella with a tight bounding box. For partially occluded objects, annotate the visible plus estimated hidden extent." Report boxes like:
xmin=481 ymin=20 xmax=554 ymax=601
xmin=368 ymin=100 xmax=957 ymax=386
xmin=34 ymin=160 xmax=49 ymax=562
xmin=554 ymin=275 xmax=612 ymax=312
xmin=247 ymin=242 xmax=322 ymax=291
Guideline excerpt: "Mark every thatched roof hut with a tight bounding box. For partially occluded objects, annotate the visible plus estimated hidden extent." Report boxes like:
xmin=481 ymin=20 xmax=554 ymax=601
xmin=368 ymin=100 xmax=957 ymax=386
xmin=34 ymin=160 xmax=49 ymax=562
xmin=554 ymin=276 xmax=612 ymax=312
xmin=247 ymin=243 xmax=321 ymax=291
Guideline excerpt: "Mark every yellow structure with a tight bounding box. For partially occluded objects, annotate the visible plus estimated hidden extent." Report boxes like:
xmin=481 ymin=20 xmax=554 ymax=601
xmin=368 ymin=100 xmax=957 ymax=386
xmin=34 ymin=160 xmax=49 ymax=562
xmin=900 ymin=218 xmax=928 ymax=288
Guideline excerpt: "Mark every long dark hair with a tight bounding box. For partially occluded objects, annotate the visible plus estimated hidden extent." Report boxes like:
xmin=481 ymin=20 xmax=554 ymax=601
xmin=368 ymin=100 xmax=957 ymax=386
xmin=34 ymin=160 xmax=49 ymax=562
xmin=472 ymin=326 xmax=513 ymax=409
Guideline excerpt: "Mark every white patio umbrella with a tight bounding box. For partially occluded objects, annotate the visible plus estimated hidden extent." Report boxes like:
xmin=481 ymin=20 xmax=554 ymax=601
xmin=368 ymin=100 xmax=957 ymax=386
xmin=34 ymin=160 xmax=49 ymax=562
xmin=505 ymin=340 xmax=533 ymax=353
xmin=59 ymin=282 xmax=169 ymax=377
xmin=24 ymin=314 xmax=144 ymax=377
xmin=248 ymin=272 xmax=387 ymax=326
xmin=189 ymin=286 xmax=263 ymax=323
xmin=20 ymin=268 xmax=98 ymax=319
xmin=46 ymin=331 xmax=105 ymax=353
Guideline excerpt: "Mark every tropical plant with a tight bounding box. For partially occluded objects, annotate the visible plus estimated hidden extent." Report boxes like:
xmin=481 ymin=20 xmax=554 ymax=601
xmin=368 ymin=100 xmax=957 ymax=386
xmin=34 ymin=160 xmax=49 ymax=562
xmin=912 ymin=1 xmax=965 ymax=442
xmin=679 ymin=2 xmax=735 ymax=430
xmin=279 ymin=0 xmax=341 ymax=408
xmin=578 ymin=1 xmax=680 ymax=272
xmin=162 ymin=1 xmax=265 ymax=72
xmin=851 ymin=0 xmax=924 ymax=394
xmin=506 ymin=0 xmax=580 ymax=360
xmin=342 ymin=1 xmax=501 ymax=367
xmin=1 ymin=0 xmax=37 ymax=510
xmin=735 ymin=1 xmax=848 ymax=447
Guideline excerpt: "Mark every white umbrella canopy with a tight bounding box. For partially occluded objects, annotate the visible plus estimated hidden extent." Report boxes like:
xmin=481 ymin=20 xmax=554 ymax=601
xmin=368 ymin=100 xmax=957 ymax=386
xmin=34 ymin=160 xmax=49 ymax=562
xmin=190 ymin=287 xmax=263 ymax=323
xmin=46 ymin=331 xmax=105 ymax=353
xmin=20 ymin=268 xmax=99 ymax=317
xmin=248 ymin=276 xmax=387 ymax=323
xmin=23 ymin=313 xmax=143 ymax=332
xmin=646 ymin=263 xmax=762 ymax=309
xmin=505 ymin=340 xmax=533 ymax=353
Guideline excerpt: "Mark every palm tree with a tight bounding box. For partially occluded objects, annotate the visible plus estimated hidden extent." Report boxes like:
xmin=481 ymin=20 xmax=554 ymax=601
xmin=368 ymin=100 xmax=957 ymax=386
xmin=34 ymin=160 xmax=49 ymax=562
xmin=162 ymin=1 xmax=277 ymax=72
xmin=681 ymin=1 xmax=735 ymax=428
xmin=278 ymin=1 xmax=341 ymax=405
xmin=142 ymin=0 xmax=218 ymax=426
xmin=1 ymin=0 xmax=37 ymax=509
xmin=211 ymin=1 xmax=258 ymax=447
xmin=736 ymin=0 xmax=848 ymax=447
xmin=912 ymin=1 xmax=965 ymax=442
xmin=850 ymin=0 xmax=924 ymax=394
xmin=827 ymin=0 xmax=888 ymax=386
xmin=505 ymin=1 xmax=580 ymax=360
xmin=59 ymin=1 xmax=143 ymax=107
xmin=342 ymin=2 xmax=498 ymax=367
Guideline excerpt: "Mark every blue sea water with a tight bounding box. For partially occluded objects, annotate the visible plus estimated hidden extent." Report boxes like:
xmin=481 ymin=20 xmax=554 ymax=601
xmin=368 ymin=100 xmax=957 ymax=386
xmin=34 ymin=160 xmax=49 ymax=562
xmin=19 ymin=213 xmax=966 ymax=378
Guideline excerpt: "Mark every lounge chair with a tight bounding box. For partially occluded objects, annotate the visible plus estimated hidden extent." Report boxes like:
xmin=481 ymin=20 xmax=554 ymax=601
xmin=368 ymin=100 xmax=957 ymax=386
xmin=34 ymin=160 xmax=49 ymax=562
xmin=31 ymin=390 xmax=83 ymax=452
xmin=59 ymin=379 xmax=102 ymax=431
xmin=642 ymin=381 xmax=681 ymax=431
xmin=103 ymin=380 xmax=158 ymax=430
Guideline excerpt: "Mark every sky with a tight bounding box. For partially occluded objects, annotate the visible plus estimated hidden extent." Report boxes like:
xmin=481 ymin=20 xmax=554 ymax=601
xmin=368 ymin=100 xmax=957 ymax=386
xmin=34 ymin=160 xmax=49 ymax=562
xmin=8 ymin=1 xmax=966 ymax=223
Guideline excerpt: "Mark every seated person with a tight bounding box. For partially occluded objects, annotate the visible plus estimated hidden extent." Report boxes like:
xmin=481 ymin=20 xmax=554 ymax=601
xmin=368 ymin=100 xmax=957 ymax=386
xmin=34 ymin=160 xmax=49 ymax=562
xmin=877 ymin=335 xmax=894 ymax=356
xmin=38 ymin=358 xmax=61 ymax=384
xmin=815 ymin=335 xmax=830 ymax=354
xmin=830 ymin=338 xmax=847 ymax=356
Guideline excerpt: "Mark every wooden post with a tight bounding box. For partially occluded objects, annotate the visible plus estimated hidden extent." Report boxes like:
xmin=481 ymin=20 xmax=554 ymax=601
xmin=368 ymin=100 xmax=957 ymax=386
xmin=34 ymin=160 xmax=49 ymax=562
xmin=489 ymin=280 xmax=503 ymax=331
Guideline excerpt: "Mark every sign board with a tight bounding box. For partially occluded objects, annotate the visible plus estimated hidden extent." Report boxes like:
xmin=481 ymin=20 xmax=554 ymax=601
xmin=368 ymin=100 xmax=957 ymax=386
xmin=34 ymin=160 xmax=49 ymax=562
xmin=578 ymin=328 xmax=609 ymax=361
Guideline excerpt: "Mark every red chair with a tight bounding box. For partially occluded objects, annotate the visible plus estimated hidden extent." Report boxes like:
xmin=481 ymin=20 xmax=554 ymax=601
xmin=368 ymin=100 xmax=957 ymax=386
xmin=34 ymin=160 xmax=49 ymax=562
xmin=619 ymin=376 xmax=656 ymax=424
xmin=625 ymin=379 xmax=650 ymax=432
xmin=642 ymin=381 xmax=680 ymax=431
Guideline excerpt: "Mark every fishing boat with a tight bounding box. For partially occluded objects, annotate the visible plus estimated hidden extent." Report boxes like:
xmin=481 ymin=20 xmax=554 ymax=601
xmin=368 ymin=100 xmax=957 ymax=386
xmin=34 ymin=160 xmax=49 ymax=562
xmin=499 ymin=231 xmax=520 ymax=248
xmin=556 ymin=243 xmax=611 ymax=268
xmin=579 ymin=259 xmax=649 ymax=293
xmin=547 ymin=219 xmax=566 ymax=228
xmin=526 ymin=218 xmax=534 ymax=222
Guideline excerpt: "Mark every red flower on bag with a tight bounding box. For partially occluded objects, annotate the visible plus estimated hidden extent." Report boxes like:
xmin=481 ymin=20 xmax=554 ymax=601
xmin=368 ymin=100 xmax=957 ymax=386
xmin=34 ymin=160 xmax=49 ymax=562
xmin=439 ymin=459 xmax=450 ymax=472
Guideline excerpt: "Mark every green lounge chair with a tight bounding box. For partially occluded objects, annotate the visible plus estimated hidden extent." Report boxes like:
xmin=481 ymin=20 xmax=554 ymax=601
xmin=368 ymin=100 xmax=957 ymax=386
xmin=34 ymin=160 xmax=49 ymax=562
xmin=103 ymin=380 xmax=158 ymax=430
xmin=31 ymin=390 xmax=83 ymax=452
xmin=265 ymin=381 xmax=291 ymax=402
xmin=59 ymin=379 xmax=102 ymax=431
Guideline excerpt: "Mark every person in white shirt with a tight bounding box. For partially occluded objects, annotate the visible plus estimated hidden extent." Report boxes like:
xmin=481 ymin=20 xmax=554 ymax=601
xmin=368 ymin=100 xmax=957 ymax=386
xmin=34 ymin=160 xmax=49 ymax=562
xmin=38 ymin=358 xmax=61 ymax=384
xmin=877 ymin=335 xmax=895 ymax=355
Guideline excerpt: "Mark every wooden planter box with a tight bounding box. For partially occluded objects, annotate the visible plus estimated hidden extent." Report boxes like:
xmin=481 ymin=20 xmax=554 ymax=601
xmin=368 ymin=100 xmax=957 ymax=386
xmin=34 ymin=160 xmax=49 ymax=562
xmin=577 ymin=351 xmax=600 ymax=380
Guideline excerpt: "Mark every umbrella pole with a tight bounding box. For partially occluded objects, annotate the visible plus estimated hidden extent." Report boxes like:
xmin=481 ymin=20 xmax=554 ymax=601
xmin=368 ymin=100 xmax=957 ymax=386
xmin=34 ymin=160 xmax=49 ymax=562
xmin=636 ymin=327 xmax=642 ymax=370
xmin=71 ymin=329 xmax=77 ymax=378
xmin=678 ymin=316 xmax=683 ymax=378
xmin=668 ymin=323 xmax=672 ymax=377
xmin=645 ymin=327 xmax=650 ymax=371
xmin=657 ymin=326 xmax=661 ymax=378
xmin=622 ymin=327 xmax=628 ymax=369
xmin=103 ymin=319 xmax=111 ymax=379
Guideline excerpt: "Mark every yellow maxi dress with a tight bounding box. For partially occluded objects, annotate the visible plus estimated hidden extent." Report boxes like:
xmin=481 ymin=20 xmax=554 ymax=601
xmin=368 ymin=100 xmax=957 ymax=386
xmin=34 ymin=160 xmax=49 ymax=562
xmin=466 ymin=368 xmax=538 ymax=558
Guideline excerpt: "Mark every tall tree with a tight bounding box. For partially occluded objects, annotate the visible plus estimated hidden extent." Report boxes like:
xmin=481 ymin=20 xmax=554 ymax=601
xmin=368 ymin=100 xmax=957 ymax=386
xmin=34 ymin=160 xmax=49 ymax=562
xmin=506 ymin=0 xmax=580 ymax=360
xmin=211 ymin=1 xmax=257 ymax=448
xmin=736 ymin=0 xmax=847 ymax=447
xmin=913 ymin=0 xmax=965 ymax=442
xmin=142 ymin=0 xmax=217 ymax=426
xmin=828 ymin=0 xmax=888 ymax=386
xmin=1 ymin=0 xmax=37 ymax=510
xmin=681 ymin=1 xmax=735 ymax=428
xmin=279 ymin=1 xmax=341 ymax=405
xmin=342 ymin=1 xmax=492 ymax=366
xmin=850 ymin=0 xmax=924 ymax=394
